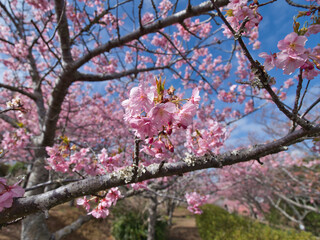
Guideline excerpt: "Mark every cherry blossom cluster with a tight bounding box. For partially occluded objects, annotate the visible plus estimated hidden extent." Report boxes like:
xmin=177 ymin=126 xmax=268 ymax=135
xmin=185 ymin=192 xmax=208 ymax=214
xmin=222 ymin=0 xmax=262 ymax=49
xmin=1 ymin=128 xmax=30 ymax=153
xmin=4 ymin=96 xmax=27 ymax=116
xmin=46 ymin=137 xmax=123 ymax=175
xmin=122 ymin=77 xmax=229 ymax=158
xmin=6 ymin=96 xmax=23 ymax=109
xmin=185 ymin=120 xmax=227 ymax=156
xmin=122 ymin=77 xmax=201 ymax=159
xmin=259 ymin=7 xmax=320 ymax=77
xmin=259 ymin=32 xmax=319 ymax=77
xmin=77 ymin=187 xmax=122 ymax=218
xmin=0 ymin=178 xmax=24 ymax=212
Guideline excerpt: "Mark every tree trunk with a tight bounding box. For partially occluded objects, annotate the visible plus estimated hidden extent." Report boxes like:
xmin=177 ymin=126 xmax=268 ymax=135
xmin=21 ymin=150 xmax=51 ymax=240
xmin=21 ymin=213 xmax=51 ymax=240
xmin=147 ymin=195 xmax=158 ymax=240
xmin=167 ymin=200 xmax=176 ymax=227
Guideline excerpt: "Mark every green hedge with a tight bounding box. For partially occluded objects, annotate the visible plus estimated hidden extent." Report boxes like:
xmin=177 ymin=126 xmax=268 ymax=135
xmin=195 ymin=204 xmax=317 ymax=240
xmin=111 ymin=210 xmax=167 ymax=240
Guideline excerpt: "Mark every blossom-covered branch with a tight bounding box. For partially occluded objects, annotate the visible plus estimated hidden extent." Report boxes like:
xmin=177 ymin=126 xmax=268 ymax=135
xmin=1 ymin=124 xmax=319 ymax=224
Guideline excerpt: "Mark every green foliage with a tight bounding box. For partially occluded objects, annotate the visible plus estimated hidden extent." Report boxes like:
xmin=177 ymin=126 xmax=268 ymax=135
xmin=195 ymin=204 xmax=317 ymax=240
xmin=300 ymin=211 xmax=320 ymax=236
xmin=0 ymin=162 xmax=27 ymax=177
xmin=112 ymin=211 xmax=147 ymax=240
xmin=8 ymin=162 xmax=26 ymax=175
xmin=111 ymin=209 xmax=168 ymax=240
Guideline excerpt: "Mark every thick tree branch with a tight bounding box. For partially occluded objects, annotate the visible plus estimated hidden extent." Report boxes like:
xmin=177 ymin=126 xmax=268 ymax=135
xmin=1 ymin=125 xmax=319 ymax=224
xmin=42 ymin=74 xmax=72 ymax=146
xmin=74 ymin=64 xmax=175 ymax=82
xmin=54 ymin=0 xmax=73 ymax=64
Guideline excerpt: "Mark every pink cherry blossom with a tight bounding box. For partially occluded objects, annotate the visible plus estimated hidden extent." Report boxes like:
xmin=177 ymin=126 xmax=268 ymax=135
xmin=142 ymin=12 xmax=154 ymax=25
xmin=77 ymin=196 xmax=91 ymax=211
xmin=277 ymin=32 xmax=307 ymax=55
xmin=283 ymin=78 xmax=294 ymax=88
xmin=131 ymin=182 xmax=148 ymax=190
xmin=46 ymin=145 xmax=70 ymax=173
xmin=276 ymin=51 xmax=307 ymax=75
xmin=159 ymin=0 xmax=173 ymax=18
xmin=0 ymin=178 xmax=25 ymax=212
xmin=79 ymin=188 xmax=122 ymax=219
xmin=185 ymin=192 xmax=208 ymax=214
xmin=190 ymin=87 xmax=200 ymax=104
xmin=106 ymin=187 xmax=122 ymax=206
xmin=149 ymin=102 xmax=176 ymax=129
xmin=128 ymin=117 xmax=158 ymax=140
xmin=305 ymin=24 xmax=320 ymax=37
xmin=175 ymin=102 xmax=197 ymax=129
xmin=89 ymin=204 xmax=109 ymax=218
xmin=258 ymin=52 xmax=276 ymax=71
xmin=122 ymin=82 xmax=155 ymax=119
xmin=185 ymin=121 xmax=227 ymax=156
xmin=244 ymin=99 xmax=254 ymax=114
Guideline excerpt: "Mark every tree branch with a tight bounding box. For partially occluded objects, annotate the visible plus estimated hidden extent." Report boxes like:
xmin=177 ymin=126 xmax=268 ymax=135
xmin=0 ymin=83 xmax=37 ymax=100
xmin=54 ymin=0 xmax=73 ymax=65
xmin=211 ymin=0 xmax=313 ymax=130
xmin=275 ymin=192 xmax=320 ymax=213
xmin=0 ymin=114 xmax=20 ymax=128
xmin=74 ymin=64 xmax=175 ymax=82
xmin=1 ymin=125 xmax=319 ymax=224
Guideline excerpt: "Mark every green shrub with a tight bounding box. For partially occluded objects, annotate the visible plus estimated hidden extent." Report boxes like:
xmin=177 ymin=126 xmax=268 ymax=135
xmin=8 ymin=162 xmax=27 ymax=175
xmin=302 ymin=211 xmax=320 ymax=236
xmin=111 ymin=210 xmax=168 ymax=240
xmin=195 ymin=204 xmax=317 ymax=240
xmin=112 ymin=211 xmax=147 ymax=240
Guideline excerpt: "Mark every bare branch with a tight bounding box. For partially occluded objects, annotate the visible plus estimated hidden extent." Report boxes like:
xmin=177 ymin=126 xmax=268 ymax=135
xmin=275 ymin=192 xmax=320 ymax=213
xmin=285 ymin=0 xmax=313 ymax=9
xmin=302 ymin=96 xmax=320 ymax=119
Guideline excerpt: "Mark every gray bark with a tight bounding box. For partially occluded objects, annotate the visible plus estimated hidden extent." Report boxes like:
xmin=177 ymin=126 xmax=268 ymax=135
xmin=21 ymin=212 xmax=51 ymax=240
xmin=147 ymin=195 xmax=158 ymax=240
